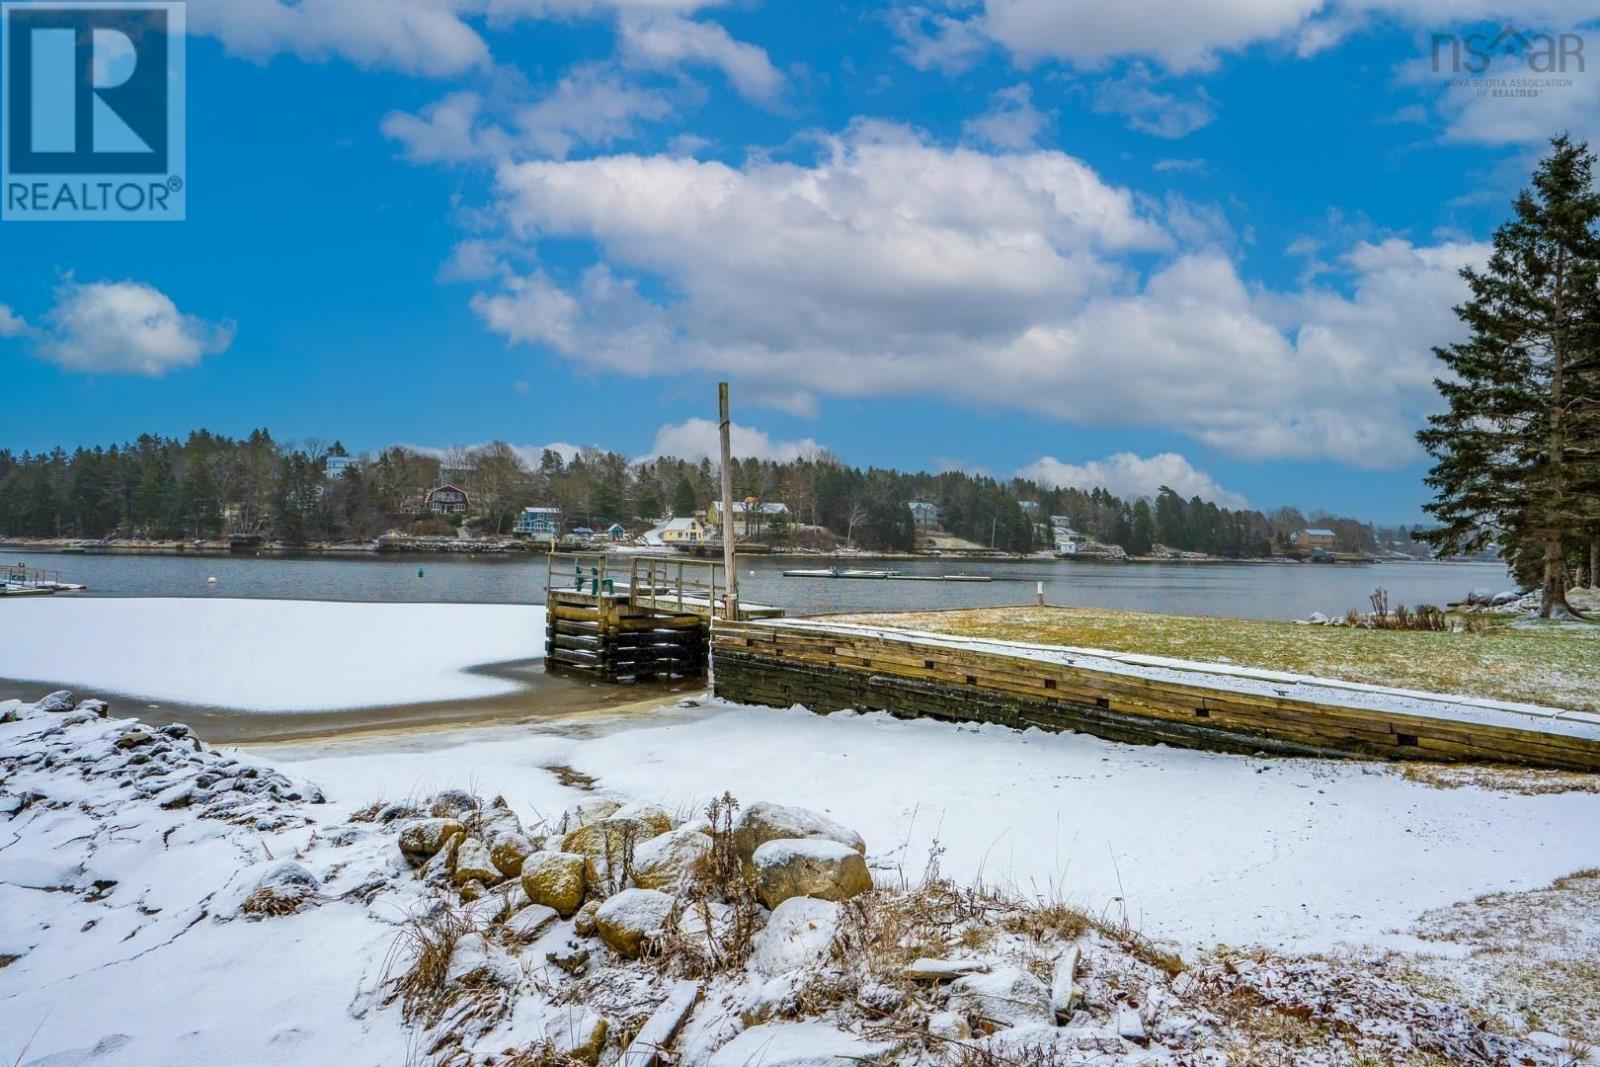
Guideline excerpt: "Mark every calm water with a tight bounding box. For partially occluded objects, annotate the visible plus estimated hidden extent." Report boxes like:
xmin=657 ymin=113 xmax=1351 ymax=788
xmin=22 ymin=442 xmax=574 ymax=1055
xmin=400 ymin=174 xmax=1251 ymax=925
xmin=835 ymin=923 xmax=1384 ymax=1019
xmin=7 ymin=550 xmax=1513 ymax=622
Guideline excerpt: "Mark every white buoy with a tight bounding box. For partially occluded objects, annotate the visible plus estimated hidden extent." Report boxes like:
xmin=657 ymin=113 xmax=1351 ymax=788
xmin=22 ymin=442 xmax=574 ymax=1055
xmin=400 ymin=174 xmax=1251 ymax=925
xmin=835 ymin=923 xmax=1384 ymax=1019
xmin=207 ymin=577 xmax=218 ymax=585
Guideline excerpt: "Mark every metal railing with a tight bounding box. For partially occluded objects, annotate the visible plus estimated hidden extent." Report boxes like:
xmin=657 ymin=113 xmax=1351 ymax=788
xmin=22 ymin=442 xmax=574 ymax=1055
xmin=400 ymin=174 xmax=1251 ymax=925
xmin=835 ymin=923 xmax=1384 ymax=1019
xmin=545 ymin=553 xmax=735 ymax=618
xmin=4 ymin=564 xmax=63 ymax=587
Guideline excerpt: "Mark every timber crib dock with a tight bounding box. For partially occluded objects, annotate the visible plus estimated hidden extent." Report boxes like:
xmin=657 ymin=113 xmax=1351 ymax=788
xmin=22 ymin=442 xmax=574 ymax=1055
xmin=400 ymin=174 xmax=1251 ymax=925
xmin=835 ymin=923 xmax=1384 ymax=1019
xmin=545 ymin=555 xmax=782 ymax=683
xmin=711 ymin=618 xmax=1600 ymax=772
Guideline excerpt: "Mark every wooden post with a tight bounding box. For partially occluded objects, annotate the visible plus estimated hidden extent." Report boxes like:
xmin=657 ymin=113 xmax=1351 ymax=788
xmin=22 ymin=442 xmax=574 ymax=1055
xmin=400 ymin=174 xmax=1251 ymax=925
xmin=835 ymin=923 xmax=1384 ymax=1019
xmin=718 ymin=382 xmax=739 ymax=619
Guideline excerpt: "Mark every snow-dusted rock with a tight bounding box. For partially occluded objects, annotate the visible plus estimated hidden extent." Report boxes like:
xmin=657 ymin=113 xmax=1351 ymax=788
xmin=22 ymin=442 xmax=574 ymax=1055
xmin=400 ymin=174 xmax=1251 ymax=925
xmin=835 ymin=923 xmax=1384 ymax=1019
xmin=1117 ymin=1005 xmax=1148 ymax=1045
xmin=948 ymin=966 xmax=1053 ymax=1028
xmin=521 ymin=851 xmax=586 ymax=917
xmin=573 ymin=899 xmax=601 ymax=937
xmin=506 ymin=903 xmax=559 ymax=942
xmin=488 ymin=829 xmax=536 ymax=879
xmin=453 ymin=837 xmax=503 ymax=887
xmin=546 ymin=1007 xmax=608 ymax=1065
xmin=750 ymin=897 xmax=841 ymax=977
xmin=445 ymin=932 xmax=518 ymax=989
xmin=707 ymin=1022 xmax=889 ymax=1066
xmin=613 ymin=801 xmax=674 ymax=837
xmin=632 ymin=828 xmax=712 ymax=891
xmin=903 ymin=957 xmax=990 ymax=982
xmin=398 ymin=818 xmax=467 ymax=863
xmin=35 ymin=690 xmax=76 ymax=713
xmin=595 ymin=888 xmax=676 ymax=958
xmin=927 ymin=1012 xmax=970 ymax=1040
xmin=1050 ymin=946 xmax=1082 ymax=1021
xmin=561 ymin=797 xmax=623 ymax=830
xmin=751 ymin=839 xmax=872 ymax=909
xmin=430 ymin=789 xmax=479 ymax=819
xmin=732 ymin=802 xmax=866 ymax=868
xmin=562 ymin=814 xmax=669 ymax=876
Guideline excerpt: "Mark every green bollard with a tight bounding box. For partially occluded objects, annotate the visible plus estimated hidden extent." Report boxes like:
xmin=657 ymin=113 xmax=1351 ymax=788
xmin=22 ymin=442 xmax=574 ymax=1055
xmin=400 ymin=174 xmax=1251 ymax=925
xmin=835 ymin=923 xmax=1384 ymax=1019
xmin=418 ymin=568 xmax=424 ymax=578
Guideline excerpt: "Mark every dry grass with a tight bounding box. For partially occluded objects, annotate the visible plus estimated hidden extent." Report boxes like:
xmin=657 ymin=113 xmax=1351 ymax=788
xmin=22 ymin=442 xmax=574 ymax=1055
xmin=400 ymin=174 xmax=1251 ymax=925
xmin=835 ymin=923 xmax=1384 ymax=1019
xmin=386 ymin=908 xmax=478 ymax=1028
xmin=652 ymin=793 xmax=763 ymax=977
xmin=835 ymin=605 xmax=1600 ymax=711
xmin=239 ymin=886 xmax=312 ymax=917
xmin=1397 ymin=762 xmax=1600 ymax=795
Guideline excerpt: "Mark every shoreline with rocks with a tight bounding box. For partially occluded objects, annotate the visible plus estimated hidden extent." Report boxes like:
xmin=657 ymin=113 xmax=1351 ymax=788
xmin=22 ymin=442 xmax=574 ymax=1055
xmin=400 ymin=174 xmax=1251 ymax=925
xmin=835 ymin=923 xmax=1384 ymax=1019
xmin=6 ymin=689 xmax=1600 ymax=1065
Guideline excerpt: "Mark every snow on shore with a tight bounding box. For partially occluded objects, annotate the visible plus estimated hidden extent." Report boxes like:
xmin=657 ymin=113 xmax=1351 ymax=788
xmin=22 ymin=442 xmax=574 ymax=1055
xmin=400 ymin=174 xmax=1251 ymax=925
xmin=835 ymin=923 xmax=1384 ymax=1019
xmin=264 ymin=700 xmax=1600 ymax=953
xmin=0 ymin=598 xmax=545 ymax=711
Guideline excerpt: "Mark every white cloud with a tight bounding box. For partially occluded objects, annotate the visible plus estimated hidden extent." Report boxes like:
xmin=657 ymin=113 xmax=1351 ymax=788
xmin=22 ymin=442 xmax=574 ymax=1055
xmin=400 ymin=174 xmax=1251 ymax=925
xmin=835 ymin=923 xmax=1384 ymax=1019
xmin=1018 ymin=452 xmax=1248 ymax=508
xmin=929 ymin=1 xmax=1599 ymax=77
xmin=383 ymin=66 xmax=675 ymax=165
xmin=24 ymin=281 xmax=234 ymax=377
xmin=188 ymin=0 xmax=492 ymax=77
xmin=645 ymin=418 xmax=825 ymax=463
xmin=891 ymin=6 xmax=992 ymax=74
xmin=963 ymin=83 xmax=1051 ymax=150
xmin=0 ymin=304 xmax=32 ymax=338
xmin=440 ymin=121 xmax=1483 ymax=469
xmin=617 ymin=13 xmax=783 ymax=102
xmin=1090 ymin=66 xmax=1215 ymax=138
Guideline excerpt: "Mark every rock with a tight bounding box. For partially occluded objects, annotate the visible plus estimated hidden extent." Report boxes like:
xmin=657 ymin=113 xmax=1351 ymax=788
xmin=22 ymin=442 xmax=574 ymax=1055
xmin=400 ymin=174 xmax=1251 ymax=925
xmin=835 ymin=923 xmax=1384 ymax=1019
xmin=430 ymin=789 xmax=480 ymax=819
xmin=1466 ymin=587 xmax=1495 ymax=606
xmin=76 ymin=699 xmax=110 ymax=718
xmin=1492 ymin=590 xmax=1521 ymax=606
xmin=903 ymin=958 xmax=991 ymax=983
xmin=1116 ymin=1006 xmax=1148 ymax=1045
xmin=750 ymin=897 xmax=841 ymax=977
xmin=948 ymin=966 xmax=1053 ymax=1029
xmin=751 ymin=839 xmax=872 ymax=909
xmin=445 ymin=932 xmax=518 ymax=990
xmin=547 ymin=941 xmax=591 ymax=976
xmin=613 ymin=801 xmax=674 ymax=837
xmin=1305 ymin=611 xmax=1329 ymax=625
xmin=707 ymin=1022 xmax=889 ymax=1066
xmin=595 ymin=888 xmax=676 ymax=958
xmin=632 ymin=828 xmax=712 ymax=891
xmin=488 ymin=830 xmax=536 ymax=879
xmin=506 ymin=903 xmax=559 ymax=942
xmin=1050 ymin=946 xmax=1082 ymax=1022
xmin=36 ymin=690 xmax=76 ymax=713
xmin=377 ymin=801 xmax=424 ymax=824
xmin=521 ymin=852 xmax=587 ymax=917
xmin=732 ymin=802 xmax=866 ymax=870
xmin=561 ymin=797 xmax=623 ymax=830
xmin=398 ymin=818 xmax=468 ymax=863
xmin=114 ymin=728 xmax=155 ymax=750
xmin=453 ymin=838 xmax=503 ymax=887
xmin=420 ymin=831 xmax=466 ymax=887
xmin=573 ymin=900 xmax=601 ymax=937
xmin=562 ymin=816 xmax=666 ymax=883
xmin=547 ymin=1008 xmax=608 ymax=1065
xmin=926 ymin=1012 xmax=970 ymax=1040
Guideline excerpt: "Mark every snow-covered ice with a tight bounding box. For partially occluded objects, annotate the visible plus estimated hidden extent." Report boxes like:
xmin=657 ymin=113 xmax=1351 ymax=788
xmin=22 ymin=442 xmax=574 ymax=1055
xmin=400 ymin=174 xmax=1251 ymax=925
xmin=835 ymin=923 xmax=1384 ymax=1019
xmin=0 ymin=598 xmax=545 ymax=711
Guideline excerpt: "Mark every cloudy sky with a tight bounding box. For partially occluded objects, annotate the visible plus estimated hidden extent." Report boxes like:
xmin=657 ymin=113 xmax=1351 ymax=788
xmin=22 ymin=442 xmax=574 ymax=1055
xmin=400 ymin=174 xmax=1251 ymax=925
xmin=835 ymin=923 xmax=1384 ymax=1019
xmin=3 ymin=1 xmax=1597 ymax=520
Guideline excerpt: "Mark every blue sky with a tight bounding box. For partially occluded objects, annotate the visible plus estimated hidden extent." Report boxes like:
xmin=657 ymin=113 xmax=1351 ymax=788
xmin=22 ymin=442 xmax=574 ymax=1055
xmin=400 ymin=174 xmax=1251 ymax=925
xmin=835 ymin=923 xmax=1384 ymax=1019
xmin=3 ymin=1 xmax=1597 ymax=522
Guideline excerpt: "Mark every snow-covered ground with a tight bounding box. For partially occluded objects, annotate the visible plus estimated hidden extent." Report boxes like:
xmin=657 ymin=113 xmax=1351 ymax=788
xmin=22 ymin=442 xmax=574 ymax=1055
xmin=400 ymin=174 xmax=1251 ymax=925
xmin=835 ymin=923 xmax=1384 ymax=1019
xmin=262 ymin=700 xmax=1600 ymax=953
xmin=0 ymin=598 xmax=545 ymax=711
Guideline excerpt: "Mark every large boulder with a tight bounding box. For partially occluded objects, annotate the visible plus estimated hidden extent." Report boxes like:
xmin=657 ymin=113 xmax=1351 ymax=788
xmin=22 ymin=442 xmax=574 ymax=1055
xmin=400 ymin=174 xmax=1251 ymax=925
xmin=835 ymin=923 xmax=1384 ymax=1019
xmin=732 ymin=802 xmax=865 ymax=871
xmin=751 ymin=839 xmax=872 ymax=909
xmin=398 ymin=818 xmax=467 ymax=863
xmin=563 ymin=812 xmax=673 ymax=887
xmin=948 ymin=966 xmax=1053 ymax=1029
xmin=750 ymin=897 xmax=841 ymax=977
xmin=547 ymin=1008 xmax=608 ymax=1065
xmin=632 ymin=828 xmax=712 ymax=891
xmin=430 ymin=789 xmax=480 ymax=819
xmin=445 ymin=932 xmax=519 ymax=990
xmin=595 ymin=888 xmax=676 ymax=958
xmin=521 ymin=852 xmax=586 ymax=917
xmin=488 ymin=830 xmax=536 ymax=880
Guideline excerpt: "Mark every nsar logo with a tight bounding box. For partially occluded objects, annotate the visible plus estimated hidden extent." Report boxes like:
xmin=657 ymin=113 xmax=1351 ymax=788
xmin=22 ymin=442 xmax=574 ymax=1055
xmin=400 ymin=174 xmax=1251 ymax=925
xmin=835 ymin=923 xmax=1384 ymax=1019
xmin=2 ymin=1 xmax=186 ymax=222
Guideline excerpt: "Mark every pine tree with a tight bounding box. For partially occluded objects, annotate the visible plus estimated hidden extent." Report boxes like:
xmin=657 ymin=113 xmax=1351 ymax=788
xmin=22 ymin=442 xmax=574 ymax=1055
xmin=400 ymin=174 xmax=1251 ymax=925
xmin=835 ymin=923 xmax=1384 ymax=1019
xmin=1419 ymin=135 xmax=1600 ymax=618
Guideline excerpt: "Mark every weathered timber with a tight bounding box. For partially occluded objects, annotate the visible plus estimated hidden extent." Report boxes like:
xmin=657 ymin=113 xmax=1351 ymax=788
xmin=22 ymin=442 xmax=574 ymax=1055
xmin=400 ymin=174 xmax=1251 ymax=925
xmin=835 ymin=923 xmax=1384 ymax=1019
xmin=710 ymin=620 xmax=1600 ymax=772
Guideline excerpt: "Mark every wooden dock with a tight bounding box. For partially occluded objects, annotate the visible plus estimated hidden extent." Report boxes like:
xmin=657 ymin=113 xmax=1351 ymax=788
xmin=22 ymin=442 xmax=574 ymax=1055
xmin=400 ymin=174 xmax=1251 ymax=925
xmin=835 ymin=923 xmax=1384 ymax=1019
xmin=545 ymin=555 xmax=782 ymax=683
xmin=711 ymin=618 xmax=1600 ymax=772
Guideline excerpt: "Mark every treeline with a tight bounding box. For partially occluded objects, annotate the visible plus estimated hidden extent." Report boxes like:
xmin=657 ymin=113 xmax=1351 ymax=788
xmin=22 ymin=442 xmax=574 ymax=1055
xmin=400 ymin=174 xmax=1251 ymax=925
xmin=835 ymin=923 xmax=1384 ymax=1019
xmin=0 ymin=428 xmax=1388 ymax=557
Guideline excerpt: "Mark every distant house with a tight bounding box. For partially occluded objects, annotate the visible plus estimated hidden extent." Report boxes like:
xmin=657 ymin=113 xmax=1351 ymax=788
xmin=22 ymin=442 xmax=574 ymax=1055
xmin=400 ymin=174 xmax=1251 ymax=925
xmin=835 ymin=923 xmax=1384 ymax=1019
xmin=1293 ymin=528 xmax=1338 ymax=551
xmin=324 ymin=455 xmax=358 ymax=479
xmin=653 ymin=517 xmax=708 ymax=546
xmin=708 ymin=500 xmax=791 ymax=537
xmin=1018 ymin=500 xmax=1041 ymax=516
xmin=908 ymin=501 xmax=940 ymax=531
xmin=607 ymin=523 xmax=627 ymax=542
xmin=513 ymin=507 xmax=561 ymax=538
xmin=425 ymin=484 xmax=470 ymax=516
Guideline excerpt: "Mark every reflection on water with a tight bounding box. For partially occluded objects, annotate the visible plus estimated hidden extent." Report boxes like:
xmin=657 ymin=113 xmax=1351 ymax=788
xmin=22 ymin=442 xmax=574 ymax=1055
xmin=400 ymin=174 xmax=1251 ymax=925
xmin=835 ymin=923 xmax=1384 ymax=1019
xmin=7 ymin=550 xmax=1513 ymax=623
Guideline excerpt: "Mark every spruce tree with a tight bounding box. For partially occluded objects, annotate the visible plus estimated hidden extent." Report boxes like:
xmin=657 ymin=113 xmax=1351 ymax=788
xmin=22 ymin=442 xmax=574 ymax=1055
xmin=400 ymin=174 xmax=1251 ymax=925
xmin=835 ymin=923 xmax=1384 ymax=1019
xmin=1419 ymin=135 xmax=1600 ymax=617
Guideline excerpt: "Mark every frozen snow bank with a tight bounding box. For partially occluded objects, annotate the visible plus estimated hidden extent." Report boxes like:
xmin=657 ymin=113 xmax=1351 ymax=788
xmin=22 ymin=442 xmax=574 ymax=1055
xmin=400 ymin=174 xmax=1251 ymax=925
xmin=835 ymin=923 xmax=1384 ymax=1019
xmin=0 ymin=598 xmax=544 ymax=711
xmin=264 ymin=701 xmax=1600 ymax=952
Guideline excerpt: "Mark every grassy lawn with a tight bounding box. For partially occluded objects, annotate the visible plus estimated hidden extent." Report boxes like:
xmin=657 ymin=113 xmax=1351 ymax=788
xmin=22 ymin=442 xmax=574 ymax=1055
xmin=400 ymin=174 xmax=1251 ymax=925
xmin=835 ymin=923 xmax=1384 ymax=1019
xmin=831 ymin=605 xmax=1600 ymax=712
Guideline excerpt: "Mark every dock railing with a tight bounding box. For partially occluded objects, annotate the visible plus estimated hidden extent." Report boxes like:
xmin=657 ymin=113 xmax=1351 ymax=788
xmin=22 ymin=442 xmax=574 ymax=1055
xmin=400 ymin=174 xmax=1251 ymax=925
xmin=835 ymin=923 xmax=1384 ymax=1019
xmin=544 ymin=552 xmax=735 ymax=619
xmin=4 ymin=563 xmax=64 ymax=588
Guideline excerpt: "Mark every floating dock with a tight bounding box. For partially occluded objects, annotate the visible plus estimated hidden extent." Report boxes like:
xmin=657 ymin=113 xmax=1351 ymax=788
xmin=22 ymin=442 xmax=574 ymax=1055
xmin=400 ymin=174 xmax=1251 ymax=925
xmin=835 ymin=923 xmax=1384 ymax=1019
xmin=782 ymin=569 xmax=994 ymax=583
xmin=545 ymin=555 xmax=781 ymax=683
xmin=3 ymin=564 xmax=86 ymax=597
xmin=711 ymin=617 xmax=1600 ymax=772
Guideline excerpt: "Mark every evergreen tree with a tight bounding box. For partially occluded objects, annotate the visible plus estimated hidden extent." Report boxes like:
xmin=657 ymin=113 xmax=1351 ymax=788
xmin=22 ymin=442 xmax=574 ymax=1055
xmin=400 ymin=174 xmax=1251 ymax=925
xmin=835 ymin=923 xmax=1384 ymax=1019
xmin=1418 ymin=135 xmax=1600 ymax=617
